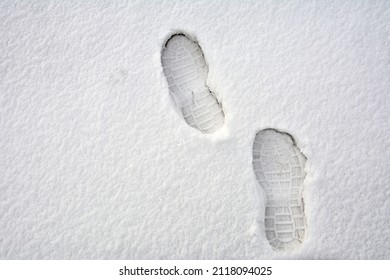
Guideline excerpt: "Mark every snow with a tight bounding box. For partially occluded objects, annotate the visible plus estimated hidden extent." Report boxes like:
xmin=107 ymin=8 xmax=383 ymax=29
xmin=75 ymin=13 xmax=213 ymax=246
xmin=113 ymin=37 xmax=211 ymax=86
xmin=0 ymin=0 xmax=389 ymax=259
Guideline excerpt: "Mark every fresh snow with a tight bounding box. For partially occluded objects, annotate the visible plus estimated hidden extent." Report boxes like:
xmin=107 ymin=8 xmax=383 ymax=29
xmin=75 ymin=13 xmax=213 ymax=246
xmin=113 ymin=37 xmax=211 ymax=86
xmin=0 ymin=0 xmax=389 ymax=259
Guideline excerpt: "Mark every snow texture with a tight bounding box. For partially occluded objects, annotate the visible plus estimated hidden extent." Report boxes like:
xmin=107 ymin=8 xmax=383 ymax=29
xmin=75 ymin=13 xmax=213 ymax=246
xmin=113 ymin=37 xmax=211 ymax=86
xmin=0 ymin=0 xmax=389 ymax=259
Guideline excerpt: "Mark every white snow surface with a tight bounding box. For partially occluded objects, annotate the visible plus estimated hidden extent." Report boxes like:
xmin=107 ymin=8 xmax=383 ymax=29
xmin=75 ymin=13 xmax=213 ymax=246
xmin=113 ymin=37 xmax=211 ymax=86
xmin=0 ymin=0 xmax=389 ymax=259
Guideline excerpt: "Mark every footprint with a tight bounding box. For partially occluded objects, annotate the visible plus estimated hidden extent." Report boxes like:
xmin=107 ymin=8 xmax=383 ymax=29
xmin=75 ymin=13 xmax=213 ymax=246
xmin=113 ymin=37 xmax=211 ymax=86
xmin=161 ymin=34 xmax=225 ymax=133
xmin=252 ymin=129 xmax=307 ymax=251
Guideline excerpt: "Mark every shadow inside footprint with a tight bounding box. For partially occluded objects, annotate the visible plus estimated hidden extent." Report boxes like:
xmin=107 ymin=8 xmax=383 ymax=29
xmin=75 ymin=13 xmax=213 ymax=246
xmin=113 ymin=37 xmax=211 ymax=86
xmin=161 ymin=33 xmax=225 ymax=134
xmin=252 ymin=128 xmax=307 ymax=251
